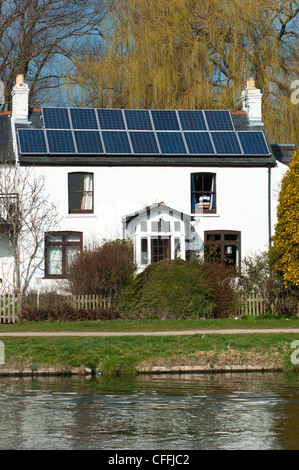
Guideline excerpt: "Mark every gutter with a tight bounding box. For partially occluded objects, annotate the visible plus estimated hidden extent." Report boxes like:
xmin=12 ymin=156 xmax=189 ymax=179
xmin=268 ymin=165 xmax=272 ymax=247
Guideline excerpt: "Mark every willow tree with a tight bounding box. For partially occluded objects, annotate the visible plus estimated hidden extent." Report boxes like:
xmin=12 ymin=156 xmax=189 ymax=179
xmin=65 ymin=0 xmax=299 ymax=143
xmin=272 ymin=149 xmax=299 ymax=287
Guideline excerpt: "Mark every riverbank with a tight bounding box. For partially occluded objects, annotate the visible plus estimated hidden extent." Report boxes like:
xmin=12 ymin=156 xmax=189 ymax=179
xmin=1 ymin=323 xmax=299 ymax=376
xmin=0 ymin=363 xmax=288 ymax=377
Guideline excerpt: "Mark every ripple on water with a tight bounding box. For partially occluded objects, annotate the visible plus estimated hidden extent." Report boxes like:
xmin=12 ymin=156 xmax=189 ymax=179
xmin=0 ymin=372 xmax=298 ymax=450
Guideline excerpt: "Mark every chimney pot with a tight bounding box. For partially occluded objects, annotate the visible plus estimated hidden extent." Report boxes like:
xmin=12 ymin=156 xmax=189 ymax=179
xmin=246 ymin=77 xmax=256 ymax=89
xmin=16 ymin=74 xmax=25 ymax=86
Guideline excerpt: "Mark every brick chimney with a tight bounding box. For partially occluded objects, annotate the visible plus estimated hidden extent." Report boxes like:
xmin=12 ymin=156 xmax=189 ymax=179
xmin=11 ymin=74 xmax=30 ymax=121
xmin=241 ymin=77 xmax=263 ymax=125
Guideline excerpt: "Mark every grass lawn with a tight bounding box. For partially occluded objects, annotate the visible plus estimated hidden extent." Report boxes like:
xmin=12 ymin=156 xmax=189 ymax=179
xmin=1 ymin=317 xmax=299 ymax=375
xmin=0 ymin=315 xmax=299 ymax=332
xmin=1 ymin=331 xmax=299 ymax=375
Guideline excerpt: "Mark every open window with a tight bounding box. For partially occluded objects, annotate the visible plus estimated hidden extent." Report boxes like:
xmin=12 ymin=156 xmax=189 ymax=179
xmin=191 ymin=173 xmax=216 ymax=214
xmin=45 ymin=231 xmax=83 ymax=278
xmin=204 ymin=230 xmax=241 ymax=269
xmin=68 ymin=172 xmax=93 ymax=214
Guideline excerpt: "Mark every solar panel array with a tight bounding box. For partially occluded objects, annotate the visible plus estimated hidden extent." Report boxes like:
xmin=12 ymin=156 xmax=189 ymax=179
xmin=17 ymin=108 xmax=271 ymax=156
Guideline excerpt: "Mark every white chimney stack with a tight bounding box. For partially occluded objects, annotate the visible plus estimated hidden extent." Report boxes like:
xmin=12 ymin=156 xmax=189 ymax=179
xmin=11 ymin=74 xmax=30 ymax=121
xmin=241 ymin=77 xmax=263 ymax=125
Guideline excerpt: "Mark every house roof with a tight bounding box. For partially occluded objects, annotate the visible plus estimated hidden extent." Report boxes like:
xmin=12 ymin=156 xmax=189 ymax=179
xmin=0 ymin=107 xmax=282 ymax=167
xmin=270 ymin=144 xmax=296 ymax=166
xmin=124 ymin=202 xmax=191 ymax=228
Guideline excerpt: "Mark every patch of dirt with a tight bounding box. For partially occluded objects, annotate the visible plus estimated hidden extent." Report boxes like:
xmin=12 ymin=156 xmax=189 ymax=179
xmin=137 ymin=346 xmax=285 ymax=370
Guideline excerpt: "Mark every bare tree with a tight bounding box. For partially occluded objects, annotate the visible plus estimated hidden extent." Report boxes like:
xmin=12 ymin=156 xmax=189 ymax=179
xmin=0 ymin=0 xmax=109 ymax=109
xmin=0 ymin=159 xmax=61 ymax=294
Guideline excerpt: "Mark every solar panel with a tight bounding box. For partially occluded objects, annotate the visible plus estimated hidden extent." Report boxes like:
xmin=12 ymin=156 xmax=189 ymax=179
xmin=101 ymin=131 xmax=132 ymax=154
xmin=70 ymin=108 xmax=98 ymax=129
xmin=46 ymin=130 xmax=75 ymax=153
xmin=156 ymin=132 xmax=187 ymax=154
xmin=178 ymin=110 xmax=207 ymax=131
xmin=211 ymin=132 xmax=242 ymax=154
xmin=184 ymin=132 xmax=215 ymax=154
xmin=204 ymin=110 xmax=234 ymax=131
xmin=74 ymin=131 xmax=103 ymax=154
xmin=238 ymin=131 xmax=270 ymax=155
xmin=42 ymin=108 xmax=71 ymax=129
xmin=151 ymin=110 xmax=180 ymax=130
xmin=18 ymin=129 xmax=48 ymax=154
xmin=129 ymin=131 xmax=159 ymax=154
xmin=97 ymin=109 xmax=125 ymax=129
xmin=124 ymin=110 xmax=153 ymax=130
xmin=22 ymin=107 xmax=272 ymax=159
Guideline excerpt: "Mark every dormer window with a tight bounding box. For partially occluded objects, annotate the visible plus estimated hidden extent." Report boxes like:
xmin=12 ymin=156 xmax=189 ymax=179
xmin=191 ymin=173 xmax=216 ymax=214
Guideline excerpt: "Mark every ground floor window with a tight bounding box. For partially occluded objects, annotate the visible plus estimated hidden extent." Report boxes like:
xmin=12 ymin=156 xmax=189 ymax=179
xmin=45 ymin=231 xmax=83 ymax=278
xmin=204 ymin=230 xmax=241 ymax=269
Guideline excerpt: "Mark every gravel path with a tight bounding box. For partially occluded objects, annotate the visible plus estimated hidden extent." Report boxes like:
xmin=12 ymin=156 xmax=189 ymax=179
xmin=0 ymin=328 xmax=299 ymax=336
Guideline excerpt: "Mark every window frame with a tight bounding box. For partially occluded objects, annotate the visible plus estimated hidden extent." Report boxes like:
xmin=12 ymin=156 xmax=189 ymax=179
xmin=204 ymin=230 xmax=241 ymax=270
xmin=68 ymin=172 xmax=94 ymax=214
xmin=44 ymin=231 xmax=83 ymax=279
xmin=151 ymin=236 xmax=171 ymax=263
xmin=191 ymin=172 xmax=216 ymax=214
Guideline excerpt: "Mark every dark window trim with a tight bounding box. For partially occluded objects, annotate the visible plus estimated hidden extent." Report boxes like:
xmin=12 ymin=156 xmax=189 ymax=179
xmin=151 ymin=236 xmax=171 ymax=263
xmin=44 ymin=231 xmax=83 ymax=279
xmin=204 ymin=230 xmax=241 ymax=271
xmin=191 ymin=172 xmax=216 ymax=214
xmin=68 ymin=172 xmax=94 ymax=214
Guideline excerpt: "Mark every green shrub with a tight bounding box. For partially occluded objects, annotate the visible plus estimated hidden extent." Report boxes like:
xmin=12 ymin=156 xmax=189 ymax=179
xmin=115 ymin=259 xmax=216 ymax=319
xmin=201 ymin=261 xmax=240 ymax=318
xmin=240 ymin=250 xmax=299 ymax=316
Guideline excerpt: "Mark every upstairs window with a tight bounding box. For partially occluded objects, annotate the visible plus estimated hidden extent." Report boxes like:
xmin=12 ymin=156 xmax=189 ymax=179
xmin=191 ymin=173 xmax=216 ymax=214
xmin=68 ymin=172 xmax=93 ymax=214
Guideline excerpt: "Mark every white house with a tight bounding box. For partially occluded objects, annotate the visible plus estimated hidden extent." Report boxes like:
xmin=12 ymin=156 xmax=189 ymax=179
xmin=0 ymin=75 xmax=288 ymax=292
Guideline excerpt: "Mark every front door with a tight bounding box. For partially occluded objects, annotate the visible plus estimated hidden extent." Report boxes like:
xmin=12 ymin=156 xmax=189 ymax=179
xmin=151 ymin=236 xmax=171 ymax=263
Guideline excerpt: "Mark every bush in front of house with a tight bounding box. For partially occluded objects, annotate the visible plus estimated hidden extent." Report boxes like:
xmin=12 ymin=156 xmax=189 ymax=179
xmin=67 ymin=239 xmax=136 ymax=298
xmin=20 ymin=291 xmax=122 ymax=321
xmin=115 ymin=258 xmax=238 ymax=319
xmin=200 ymin=261 xmax=240 ymax=318
xmin=20 ymin=305 xmax=122 ymax=322
xmin=240 ymin=249 xmax=299 ymax=316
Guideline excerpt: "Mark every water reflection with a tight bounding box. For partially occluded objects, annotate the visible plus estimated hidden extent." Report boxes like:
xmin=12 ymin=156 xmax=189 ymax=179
xmin=0 ymin=372 xmax=299 ymax=450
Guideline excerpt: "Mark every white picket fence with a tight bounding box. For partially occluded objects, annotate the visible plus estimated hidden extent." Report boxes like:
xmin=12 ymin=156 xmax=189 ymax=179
xmin=0 ymin=293 xmax=21 ymax=323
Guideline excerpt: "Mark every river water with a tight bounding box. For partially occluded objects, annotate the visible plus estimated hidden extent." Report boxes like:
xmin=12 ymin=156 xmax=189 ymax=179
xmin=0 ymin=372 xmax=299 ymax=450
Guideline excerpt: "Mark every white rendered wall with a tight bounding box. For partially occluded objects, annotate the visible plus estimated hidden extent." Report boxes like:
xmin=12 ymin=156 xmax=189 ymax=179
xmin=29 ymin=162 xmax=286 ymax=291
xmin=0 ymin=236 xmax=14 ymax=292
